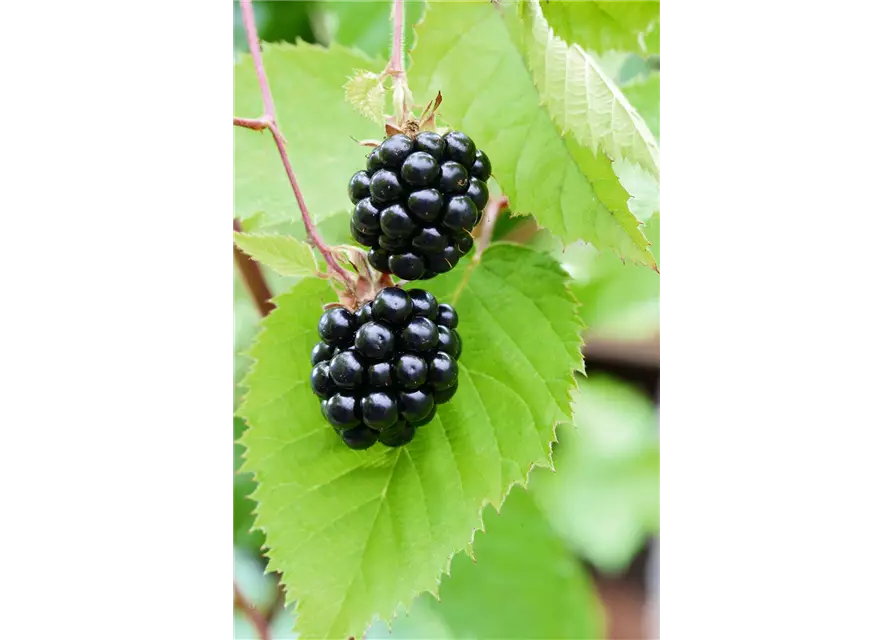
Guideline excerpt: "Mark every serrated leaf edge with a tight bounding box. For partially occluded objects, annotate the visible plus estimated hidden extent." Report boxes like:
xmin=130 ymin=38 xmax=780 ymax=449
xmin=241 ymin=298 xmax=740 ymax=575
xmin=235 ymin=243 xmax=585 ymax=637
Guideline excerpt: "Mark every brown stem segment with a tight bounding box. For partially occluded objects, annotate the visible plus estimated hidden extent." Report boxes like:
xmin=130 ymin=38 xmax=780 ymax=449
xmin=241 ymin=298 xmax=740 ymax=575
xmin=234 ymin=219 xmax=275 ymax=317
xmin=234 ymin=581 xmax=271 ymax=640
xmin=235 ymin=0 xmax=352 ymax=283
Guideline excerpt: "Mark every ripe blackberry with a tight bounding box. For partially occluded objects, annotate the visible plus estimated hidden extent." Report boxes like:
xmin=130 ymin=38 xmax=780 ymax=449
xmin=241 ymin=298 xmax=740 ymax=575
xmin=348 ymin=131 xmax=492 ymax=280
xmin=311 ymin=288 xmax=462 ymax=449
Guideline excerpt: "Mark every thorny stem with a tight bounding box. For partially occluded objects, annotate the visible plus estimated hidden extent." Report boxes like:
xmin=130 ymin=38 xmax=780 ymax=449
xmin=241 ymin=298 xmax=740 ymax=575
xmin=234 ymin=0 xmax=351 ymax=283
xmin=388 ymin=0 xmax=405 ymax=76
xmin=386 ymin=0 xmax=412 ymax=125
xmin=234 ymin=219 xmax=275 ymax=317
xmin=234 ymin=582 xmax=271 ymax=640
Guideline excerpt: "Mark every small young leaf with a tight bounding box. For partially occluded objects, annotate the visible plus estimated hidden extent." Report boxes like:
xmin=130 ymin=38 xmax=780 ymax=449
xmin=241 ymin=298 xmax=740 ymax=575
xmin=344 ymin=70 xmax=386 ymax=123
xmin=238 ymin=244 xmax=582 ymax=639
xmin=541 ymin=0 xmax=660 ymax=56
xmin=232 ymin=232 xmax=318 ymax=278
xmin=411 ymin=0 xmax=658 ymax=267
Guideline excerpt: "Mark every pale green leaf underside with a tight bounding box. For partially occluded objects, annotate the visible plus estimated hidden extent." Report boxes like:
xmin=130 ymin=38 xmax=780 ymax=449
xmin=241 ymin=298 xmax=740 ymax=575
xmin=410 ymin=0 xmax=657 ymax=267
xmin=233 ymin=232 xmax=318 ymax=278
xmin=238 ymin=244 xmax=582 ymax=638
xmin=234 ymin=42 xmax=384 ymax=227
xmin=622 ymin=72 xmax=660 ymax=140
xmin=541 ymin=0 xmax=660 ymax=56
xmin=369 ymin=487 xmax=604 ymax=639
xmin=520 ymin=0 xmax=660 ymax=177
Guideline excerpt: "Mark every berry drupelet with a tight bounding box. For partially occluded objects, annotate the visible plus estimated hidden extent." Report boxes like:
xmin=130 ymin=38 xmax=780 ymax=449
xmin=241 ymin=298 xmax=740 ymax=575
xmin=310 ymin=287 xmax=462 ymax=449
xmin=348 ymin=131 xmax=492 ymax=281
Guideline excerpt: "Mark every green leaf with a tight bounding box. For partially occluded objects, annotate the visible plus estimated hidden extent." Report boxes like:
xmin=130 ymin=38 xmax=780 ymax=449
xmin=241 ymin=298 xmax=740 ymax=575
xmin=238 ymin=244 xmax=582 ymax=638
xmin=370 ymin=487 xmax=604 ymax=639
xmin=532 ymin=375 xmax=660 ymax=573
xmin=234 ymin=42 xmax=384 ymax=226
xmin=519 ymin=0 xmax=659 ymax=178
xmin=541 ymin=0 xmax=660 ymax=56
xmin=314 ymin=0 xmax=427 ymax=60
xmin=410 ymin=0 xmax=658 ymax=267
xmin=232 ymin=232 xmax=319 ymax=279
xmin=344 ymin=70 xmax=386 ymax=123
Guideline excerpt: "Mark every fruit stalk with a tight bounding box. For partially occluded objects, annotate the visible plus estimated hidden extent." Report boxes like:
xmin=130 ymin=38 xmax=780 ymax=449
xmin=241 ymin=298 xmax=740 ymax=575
xmin=387 ymin=0 xmax=412 ymax=125
xmin=233 ymin=0 xmax=351 ymax=284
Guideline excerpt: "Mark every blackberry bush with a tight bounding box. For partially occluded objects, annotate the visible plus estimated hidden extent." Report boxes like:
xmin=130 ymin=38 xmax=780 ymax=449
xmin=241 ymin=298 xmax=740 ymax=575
xmin=310 ymin=286 xmax=462 ymax=449
xmin=348 ymin=131 xmax=492 ymax=281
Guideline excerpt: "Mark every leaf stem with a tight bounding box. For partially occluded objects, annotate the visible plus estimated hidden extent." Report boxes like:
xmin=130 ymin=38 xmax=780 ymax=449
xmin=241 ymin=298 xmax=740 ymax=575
xmin=234 ymin=581 xmax=271 ymax=640
xmin=234 ymin=0 xmax=351 ymax=284
xmin=234 ymin=219 xmax=275 ymax=317
xmin=451 ymin=195 xmax=509 ymax=305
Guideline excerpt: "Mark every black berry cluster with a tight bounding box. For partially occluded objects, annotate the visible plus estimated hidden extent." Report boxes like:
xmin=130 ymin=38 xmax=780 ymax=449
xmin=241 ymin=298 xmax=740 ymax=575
xmin=348 ymin=131 xmax=492 ymax=281
xmin=310 ymin=287 xmax=462 ymax=449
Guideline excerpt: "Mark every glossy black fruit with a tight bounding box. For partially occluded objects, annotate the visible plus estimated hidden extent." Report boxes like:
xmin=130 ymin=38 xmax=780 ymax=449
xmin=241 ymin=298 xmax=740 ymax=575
xmin=412 ymin=227 xmax=448 ymax=255
xmin=414 ymin=131 xmax=445 ymax=160
xmin=360 ymin=391 xmax=399 ymax=430
xmin=379 ymin=133 xmax=414 ymax=168
xmin=372 ymin=287 xmax=411 ymax=325
xmin=311 ymin=342 xmax=336 ymax=365
xmin=368 ymin=248 xmax=391 ymax=273
xmin=428 ymin=246 xmax=460 ymax=274
xmin=439 ymin=161 xmax=469 ymax=194
xmin=354 ymin=321 xmax=395 ymax=361
xmin=325 ymin=393 xmax=361 ymax=430
xmin=436 ymin=304 xmax=459 ymax=329
xmin=399 ymin=317 xmax=439 ymax=353
xmin=407 ymin=188 xmax=443 ymax=223
xmin=436 ymin=326 xmax=462 ymax=359
xmin=355 ymin=302 xmax=373 ymax=325
xmin=367 ymin=362 xmax=394 ymax=388
xmin=350 ymin=132 xmax=492 ymax=279
xmin=407 ymin=289 xmax=438 ymax=320
xmin=379 ymin=421 xmax=416 ymax=447
xmin=348 ymin=171 xmax=371 ymax=204
xmin=427 ymin=352 xmax=458 ymax=390
xmin=471 ymin=149 xmax=491 ymax=181
xmin=353 ymin=198 xmax=380 ymax=233
xmin=318 ymin=307 xmax=355 ymax=345
xmin=466 ymin=177 xmax=489 ymax=213
xmin=310 ymin=362 xmax=334 ymax=397
xmin=401 ymin=151 xmax=439 ymax=187
xmin=399 ymin=388 xmax=435 ymax=423
xmin=388 ymin=252 xmax=425 ymax=280
xmin=380 ymin=204 xmax=418 ymax=239
xmin=329 ymin=349 xmax=365 ymax=389
xmin=443 ymin=196 xmax=477 ymax=233
xmin=444 ymin=131 xmax=477 ymax=168
xmin=313 ymin=287 xmax=462 ymax=447
xmin=341 ymin=425 xmax=379 ymax=449
xmin=454 ymin=230 xmax=474 ymax=256
xmin=369 ymin=169 xmax=404 ymax=204
xmin=394 ymin=353 xmax=427 ymax=390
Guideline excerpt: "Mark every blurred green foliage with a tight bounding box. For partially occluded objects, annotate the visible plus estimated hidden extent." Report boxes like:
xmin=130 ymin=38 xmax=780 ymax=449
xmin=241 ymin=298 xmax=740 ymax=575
xmin=234 ymin=2 xmax=660 ymax=637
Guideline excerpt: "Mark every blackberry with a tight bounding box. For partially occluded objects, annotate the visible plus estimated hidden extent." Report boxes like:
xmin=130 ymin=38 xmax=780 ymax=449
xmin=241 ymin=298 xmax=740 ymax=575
xmin=347 ymin=131 xmax=493 ymax=280
xmin=310 ymin=287 xmax=461 ymax=448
